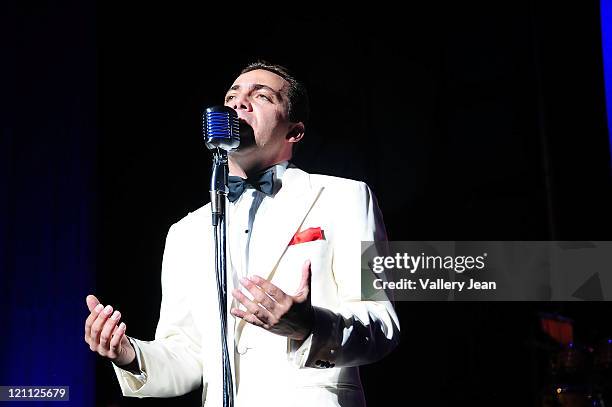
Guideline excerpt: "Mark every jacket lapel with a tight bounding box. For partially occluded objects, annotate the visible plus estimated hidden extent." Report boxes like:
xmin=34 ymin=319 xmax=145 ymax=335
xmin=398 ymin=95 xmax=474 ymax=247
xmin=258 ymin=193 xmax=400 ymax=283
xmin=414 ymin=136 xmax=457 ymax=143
xmin=235 ymin=167 xmax=323 ymax=345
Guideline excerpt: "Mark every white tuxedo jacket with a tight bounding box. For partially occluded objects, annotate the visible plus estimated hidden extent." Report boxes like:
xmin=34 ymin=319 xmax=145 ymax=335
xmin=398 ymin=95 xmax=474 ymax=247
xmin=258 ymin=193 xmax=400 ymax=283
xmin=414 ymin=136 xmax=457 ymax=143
xmin=113 ymin=166 xmax=400 ymax=406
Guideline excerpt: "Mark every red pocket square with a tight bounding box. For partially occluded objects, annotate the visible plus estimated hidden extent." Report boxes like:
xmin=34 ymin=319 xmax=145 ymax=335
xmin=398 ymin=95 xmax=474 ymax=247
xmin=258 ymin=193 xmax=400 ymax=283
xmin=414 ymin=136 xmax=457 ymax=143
xmin=289 ymin=227 xmax=324 ymax=246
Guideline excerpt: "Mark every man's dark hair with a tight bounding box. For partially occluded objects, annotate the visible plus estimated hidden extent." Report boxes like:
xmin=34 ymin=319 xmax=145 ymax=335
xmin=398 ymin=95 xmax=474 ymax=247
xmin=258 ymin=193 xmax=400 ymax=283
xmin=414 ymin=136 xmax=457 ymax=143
xmin=240 ymin=61 xmax=310 ymax=127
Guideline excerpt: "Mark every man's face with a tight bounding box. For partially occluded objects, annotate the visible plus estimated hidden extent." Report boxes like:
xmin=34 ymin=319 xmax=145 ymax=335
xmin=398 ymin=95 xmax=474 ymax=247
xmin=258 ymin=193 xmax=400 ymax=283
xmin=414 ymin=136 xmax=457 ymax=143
xmin=224 ymin=69 xmax=293 ymax=158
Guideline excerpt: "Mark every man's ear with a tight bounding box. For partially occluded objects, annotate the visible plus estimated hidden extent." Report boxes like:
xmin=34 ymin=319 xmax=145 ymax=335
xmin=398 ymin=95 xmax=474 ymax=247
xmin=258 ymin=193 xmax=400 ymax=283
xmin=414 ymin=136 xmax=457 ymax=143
xmin=286 ymin=122 xmax=305 ymax=144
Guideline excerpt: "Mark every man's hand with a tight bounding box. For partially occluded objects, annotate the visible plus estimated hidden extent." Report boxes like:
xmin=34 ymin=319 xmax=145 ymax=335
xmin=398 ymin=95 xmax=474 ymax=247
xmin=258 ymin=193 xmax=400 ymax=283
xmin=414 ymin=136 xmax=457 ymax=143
xmin=231 ymin=260 xmax=314 ymax=340
xmin=84 ymin=294 xmax=136 ymax=367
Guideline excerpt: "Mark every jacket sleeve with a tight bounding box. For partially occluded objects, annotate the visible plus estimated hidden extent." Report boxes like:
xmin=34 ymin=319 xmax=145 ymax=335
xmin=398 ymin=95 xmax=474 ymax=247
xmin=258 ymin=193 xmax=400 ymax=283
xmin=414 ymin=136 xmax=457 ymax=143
xmin=113 ymin=223 xmax=204 ymax=397
xmin=288 ymin=181 xmax=400 ymax=369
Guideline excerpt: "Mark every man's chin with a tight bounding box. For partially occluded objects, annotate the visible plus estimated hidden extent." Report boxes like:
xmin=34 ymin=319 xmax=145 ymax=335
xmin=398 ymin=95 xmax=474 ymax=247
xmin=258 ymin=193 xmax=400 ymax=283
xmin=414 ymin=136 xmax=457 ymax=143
xmin=228 ymin=145 xmax=257 ymax=156
xmin=233 ymin=130 xmax=257 ymax=153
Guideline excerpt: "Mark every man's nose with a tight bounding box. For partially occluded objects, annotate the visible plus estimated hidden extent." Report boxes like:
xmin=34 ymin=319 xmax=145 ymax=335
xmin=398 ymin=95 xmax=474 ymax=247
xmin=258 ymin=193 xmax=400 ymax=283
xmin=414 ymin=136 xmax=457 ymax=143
xmin=230 ymin=94 xmax=252 ymax=112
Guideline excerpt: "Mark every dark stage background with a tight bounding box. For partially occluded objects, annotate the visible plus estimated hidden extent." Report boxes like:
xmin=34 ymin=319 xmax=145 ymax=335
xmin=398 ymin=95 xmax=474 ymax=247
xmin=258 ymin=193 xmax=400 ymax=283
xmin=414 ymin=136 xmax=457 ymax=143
xmin=3 ymin=1 xmax=612 ymax=406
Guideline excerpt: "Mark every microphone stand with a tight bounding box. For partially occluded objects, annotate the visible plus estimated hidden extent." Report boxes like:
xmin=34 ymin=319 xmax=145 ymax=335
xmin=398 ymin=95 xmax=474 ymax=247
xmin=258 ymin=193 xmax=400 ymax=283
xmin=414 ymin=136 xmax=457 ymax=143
xmin=209 ymin=148 xmax=234 ymax=407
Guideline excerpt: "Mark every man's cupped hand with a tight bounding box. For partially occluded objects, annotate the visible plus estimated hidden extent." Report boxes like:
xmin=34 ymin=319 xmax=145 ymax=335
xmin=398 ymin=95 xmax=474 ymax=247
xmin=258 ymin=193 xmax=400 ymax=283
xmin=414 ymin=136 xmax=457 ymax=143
xmin=231 ymin=259 xmax=314 ymax=341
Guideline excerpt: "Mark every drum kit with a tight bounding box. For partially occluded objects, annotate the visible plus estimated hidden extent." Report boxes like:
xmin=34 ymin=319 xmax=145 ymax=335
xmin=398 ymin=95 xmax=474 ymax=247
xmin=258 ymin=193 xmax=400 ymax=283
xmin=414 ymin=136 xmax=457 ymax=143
xmin=541 ymin=326 xmax=612 ymax=406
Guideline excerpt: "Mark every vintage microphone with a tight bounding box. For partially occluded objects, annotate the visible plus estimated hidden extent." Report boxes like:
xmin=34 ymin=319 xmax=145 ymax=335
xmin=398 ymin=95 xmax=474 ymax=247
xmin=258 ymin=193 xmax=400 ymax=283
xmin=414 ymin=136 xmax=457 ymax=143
xmin=204 ymin=106 xmax=240 ymax=225
xmin=202 ymin=105 xmax=240 ymax=407
xmin=203 ymin=105 xmax=240 ymax=150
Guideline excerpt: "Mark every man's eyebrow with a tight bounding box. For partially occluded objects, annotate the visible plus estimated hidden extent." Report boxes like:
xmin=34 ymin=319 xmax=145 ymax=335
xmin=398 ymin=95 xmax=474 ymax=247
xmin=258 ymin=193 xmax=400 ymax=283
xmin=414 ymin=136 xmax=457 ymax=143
xmin=226 ymin=84 xmax=283 ymax=99
xmin=252 ymin=84 xmax=277 ymax=93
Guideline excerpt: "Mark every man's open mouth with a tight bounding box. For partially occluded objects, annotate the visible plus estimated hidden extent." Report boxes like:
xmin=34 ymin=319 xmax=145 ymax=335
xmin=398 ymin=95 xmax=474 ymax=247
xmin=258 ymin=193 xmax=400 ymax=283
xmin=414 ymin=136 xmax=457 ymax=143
xmin=238 ymin=119 xmax=255 ymax=148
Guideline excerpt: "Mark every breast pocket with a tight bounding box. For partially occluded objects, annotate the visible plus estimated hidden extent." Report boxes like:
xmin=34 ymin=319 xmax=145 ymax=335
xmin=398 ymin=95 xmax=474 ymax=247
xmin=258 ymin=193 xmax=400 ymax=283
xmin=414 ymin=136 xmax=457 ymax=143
xmin=272 ymin=239 xmax=331 ymax=296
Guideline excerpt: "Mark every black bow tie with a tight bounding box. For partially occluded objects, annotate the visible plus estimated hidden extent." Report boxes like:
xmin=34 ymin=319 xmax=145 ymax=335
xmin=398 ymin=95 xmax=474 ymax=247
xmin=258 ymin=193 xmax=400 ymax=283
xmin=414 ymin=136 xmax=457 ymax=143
xmin=227 ymin=167 xmax=275 ymax=203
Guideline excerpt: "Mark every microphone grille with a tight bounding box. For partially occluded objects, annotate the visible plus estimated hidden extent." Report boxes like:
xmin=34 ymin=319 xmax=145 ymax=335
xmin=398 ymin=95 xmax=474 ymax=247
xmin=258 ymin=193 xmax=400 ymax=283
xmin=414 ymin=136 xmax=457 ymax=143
xmin=202 ymin=106 xmax=240 ymax=143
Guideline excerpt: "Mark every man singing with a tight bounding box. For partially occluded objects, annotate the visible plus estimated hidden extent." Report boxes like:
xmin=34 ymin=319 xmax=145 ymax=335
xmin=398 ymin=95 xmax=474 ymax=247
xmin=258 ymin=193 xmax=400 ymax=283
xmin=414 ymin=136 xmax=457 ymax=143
xmin=84 ymin=61 xmax=400 ymax=406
